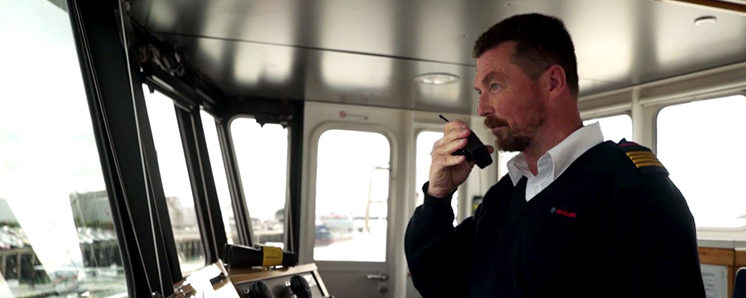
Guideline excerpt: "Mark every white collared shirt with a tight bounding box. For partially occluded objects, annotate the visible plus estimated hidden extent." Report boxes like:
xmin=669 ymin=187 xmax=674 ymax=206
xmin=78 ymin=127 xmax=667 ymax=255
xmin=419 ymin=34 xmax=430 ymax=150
xmin=507 ymin=123 xmax=604 ymax=201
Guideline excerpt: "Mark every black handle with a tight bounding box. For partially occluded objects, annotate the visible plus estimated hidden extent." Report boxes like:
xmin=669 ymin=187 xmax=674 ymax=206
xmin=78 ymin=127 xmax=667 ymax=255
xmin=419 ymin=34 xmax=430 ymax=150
xmin=290 ymin=275 xmax=312 ymax=298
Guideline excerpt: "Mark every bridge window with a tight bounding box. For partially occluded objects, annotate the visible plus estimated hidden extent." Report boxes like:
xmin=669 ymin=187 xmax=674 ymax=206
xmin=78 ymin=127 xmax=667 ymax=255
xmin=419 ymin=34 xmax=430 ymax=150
xmin=583 ymin=114 xmax=632 ymax=143
xmin=314 ymin=130 xmax=390 ymax=262
xmin=231 ymin=118 xmax=288 ymax=247
xmin=200 ymin=111 xmax=239 ymax=245
xmin=144 ymin=89 xmax=206 ymax=274
xmin=0 ymin=0 xmax=128 ymax=295
xmin=415 ymin=131 xmax=458 ymax=224
xmin=657 ymin=95 xmax=746 ymax=228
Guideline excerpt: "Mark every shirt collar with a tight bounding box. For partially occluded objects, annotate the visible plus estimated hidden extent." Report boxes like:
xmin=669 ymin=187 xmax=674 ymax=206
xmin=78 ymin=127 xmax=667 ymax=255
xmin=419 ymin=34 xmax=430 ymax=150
xmin=507 ymin=123 xmax=604 ymax=186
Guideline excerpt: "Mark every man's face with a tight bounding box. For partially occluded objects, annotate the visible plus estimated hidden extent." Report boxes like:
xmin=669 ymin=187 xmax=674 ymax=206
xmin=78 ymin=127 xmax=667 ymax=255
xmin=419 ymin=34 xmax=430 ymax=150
xmin=474 ymin=42 xmax=547 ymax=152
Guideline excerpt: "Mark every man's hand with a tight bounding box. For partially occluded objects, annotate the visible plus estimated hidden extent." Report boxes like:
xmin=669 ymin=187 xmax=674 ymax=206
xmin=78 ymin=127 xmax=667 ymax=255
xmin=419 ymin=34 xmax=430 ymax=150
xmin=428 ymin=121 xmax=494 ymax=198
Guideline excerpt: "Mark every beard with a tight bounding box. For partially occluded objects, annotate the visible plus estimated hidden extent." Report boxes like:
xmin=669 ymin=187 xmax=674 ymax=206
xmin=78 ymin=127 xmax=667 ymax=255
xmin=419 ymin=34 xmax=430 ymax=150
xmin=484 ymin=101 xmax=546 ymax=152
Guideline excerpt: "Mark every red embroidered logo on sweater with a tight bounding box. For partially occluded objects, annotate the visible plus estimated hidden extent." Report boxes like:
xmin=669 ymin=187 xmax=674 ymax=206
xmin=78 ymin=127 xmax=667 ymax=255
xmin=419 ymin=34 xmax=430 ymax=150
xmin=550 ymin=207 xmax=576 ymax=218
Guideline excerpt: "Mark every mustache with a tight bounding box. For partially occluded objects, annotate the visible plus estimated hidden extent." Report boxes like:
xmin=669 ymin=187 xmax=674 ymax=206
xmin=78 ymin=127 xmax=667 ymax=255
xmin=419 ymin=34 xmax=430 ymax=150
xmin=484 ymin=116 xmax=509 ymax=129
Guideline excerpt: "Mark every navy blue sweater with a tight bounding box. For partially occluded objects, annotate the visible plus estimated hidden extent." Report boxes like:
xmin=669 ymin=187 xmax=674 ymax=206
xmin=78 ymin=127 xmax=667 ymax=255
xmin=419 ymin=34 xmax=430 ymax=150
xmin=405 ymin=140 xmax=705 ymax=298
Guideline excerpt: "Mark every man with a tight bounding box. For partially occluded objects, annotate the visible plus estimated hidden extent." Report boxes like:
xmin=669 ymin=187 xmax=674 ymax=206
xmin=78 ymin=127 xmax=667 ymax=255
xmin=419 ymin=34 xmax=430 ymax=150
xmin=404 ymin=13 xmax=705 ymax=298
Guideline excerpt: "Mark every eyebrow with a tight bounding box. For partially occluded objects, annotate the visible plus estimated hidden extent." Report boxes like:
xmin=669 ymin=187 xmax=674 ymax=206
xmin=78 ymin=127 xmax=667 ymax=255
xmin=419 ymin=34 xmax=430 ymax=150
xmin=474 ymin=70 xmax=505 ymax=93
xmin=481 ymin=70 xmax=505 ymax=87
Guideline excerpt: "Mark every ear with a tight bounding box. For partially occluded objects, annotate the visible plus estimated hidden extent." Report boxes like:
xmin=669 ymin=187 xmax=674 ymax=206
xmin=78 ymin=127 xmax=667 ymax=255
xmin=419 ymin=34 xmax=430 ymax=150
xmin=545 ymin=65 xmax=567 ymax=100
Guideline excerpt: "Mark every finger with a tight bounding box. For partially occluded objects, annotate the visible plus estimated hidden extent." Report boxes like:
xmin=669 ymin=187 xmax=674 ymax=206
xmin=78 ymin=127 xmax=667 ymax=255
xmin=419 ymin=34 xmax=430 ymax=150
xmin=452 ymin=119 xmax=468 ymax=127
xmin=442 ymin=138 xmax=468 ymax=154
xmin=432 ymin=137 xmax=466 ymax=156
xmin=432 ymin=130 xmax=465 ymax=151
xmin=440 ymin=155 xmax=466 ymax=167
xmin=444 ymin=120 xmax=468 ymax=133
xmin=486 ymin=145 xmax=495 ymax=154
xmin=440 ymin=127 xmax=471 ymax=144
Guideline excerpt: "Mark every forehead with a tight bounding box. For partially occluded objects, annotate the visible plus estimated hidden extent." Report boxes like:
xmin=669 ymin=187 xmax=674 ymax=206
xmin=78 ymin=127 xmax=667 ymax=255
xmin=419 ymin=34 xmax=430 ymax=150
xmin=475 ymin=42 xmax=517 ymax=83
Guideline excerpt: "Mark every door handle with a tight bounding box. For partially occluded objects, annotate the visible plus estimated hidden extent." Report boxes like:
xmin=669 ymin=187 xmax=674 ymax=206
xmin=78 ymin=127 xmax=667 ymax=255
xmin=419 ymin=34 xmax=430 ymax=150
xmin=366 ymin=274 xmax=388 ymax=281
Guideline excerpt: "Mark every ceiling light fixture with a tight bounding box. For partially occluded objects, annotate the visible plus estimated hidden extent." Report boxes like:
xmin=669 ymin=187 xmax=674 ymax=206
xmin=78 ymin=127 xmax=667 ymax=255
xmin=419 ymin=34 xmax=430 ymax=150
xmin=414 ymin=73 xmax=460 ymax=85
xmin=694 ymin=16 xmax=717 ymax=26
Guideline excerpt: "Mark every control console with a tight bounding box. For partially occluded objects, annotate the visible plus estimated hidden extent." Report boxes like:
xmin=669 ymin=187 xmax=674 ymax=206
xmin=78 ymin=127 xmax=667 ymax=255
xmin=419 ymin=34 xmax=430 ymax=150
xmin=230 ymin=264 xmax=331 ymax=298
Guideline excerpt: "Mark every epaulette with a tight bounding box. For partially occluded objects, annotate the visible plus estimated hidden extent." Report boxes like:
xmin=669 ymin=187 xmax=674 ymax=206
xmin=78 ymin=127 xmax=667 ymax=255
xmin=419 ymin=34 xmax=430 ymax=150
xmin=617 ymin=138 xmax=668 ymax=175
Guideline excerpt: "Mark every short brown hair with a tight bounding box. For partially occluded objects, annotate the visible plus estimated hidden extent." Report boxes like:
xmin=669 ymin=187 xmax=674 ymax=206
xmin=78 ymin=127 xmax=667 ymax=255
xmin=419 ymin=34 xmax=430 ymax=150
xmin=473 ymin=13 xmax=579 ymax=98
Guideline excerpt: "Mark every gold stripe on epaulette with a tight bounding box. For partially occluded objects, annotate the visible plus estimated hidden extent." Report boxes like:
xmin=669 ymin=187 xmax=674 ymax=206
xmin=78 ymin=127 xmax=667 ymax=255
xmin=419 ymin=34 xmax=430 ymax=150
xmin=625 ymin=151 xmax=664 ymax=168
xmin=628 ymin=155 xmax=656 ymax=159
xmin=626 ymin=151 xmax=655 ymax=156
xmin=627 ymin=154 xmax=656 ymax=160
xmin=635 ymin=161 xmax=664 ymax=167
xmin=628 ymin=151 xmax=654 ymax=156
xmin=629 ymin=156 xmax=657 ymax=160
xmin=631 ymin=157 xmax=659 ymax=163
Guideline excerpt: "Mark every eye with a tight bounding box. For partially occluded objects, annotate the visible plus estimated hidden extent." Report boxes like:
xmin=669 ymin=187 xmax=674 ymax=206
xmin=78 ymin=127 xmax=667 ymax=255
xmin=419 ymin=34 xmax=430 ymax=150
xmin=490 ymin=83 xmax=500 ymax=91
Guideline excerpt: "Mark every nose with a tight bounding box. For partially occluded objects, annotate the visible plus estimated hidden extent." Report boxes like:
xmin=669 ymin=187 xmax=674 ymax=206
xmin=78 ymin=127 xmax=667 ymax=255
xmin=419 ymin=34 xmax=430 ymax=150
xmin=477 ymin=95 xmax=493 ymax=117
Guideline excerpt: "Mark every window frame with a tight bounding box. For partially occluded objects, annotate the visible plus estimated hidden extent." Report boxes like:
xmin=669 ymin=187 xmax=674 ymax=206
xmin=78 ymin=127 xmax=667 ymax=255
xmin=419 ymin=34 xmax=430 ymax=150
xmin=579 ymin=98 xmax=632 ymax=123
xmin=219 ymin=98 xmax=304 ymax=253
xmin=312 ymin=128 xmax=393 ymax=263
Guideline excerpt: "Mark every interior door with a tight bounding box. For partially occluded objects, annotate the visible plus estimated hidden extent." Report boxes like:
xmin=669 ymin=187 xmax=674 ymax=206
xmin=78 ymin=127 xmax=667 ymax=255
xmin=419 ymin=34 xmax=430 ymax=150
xmin=302 ymin=102 xmax=409 ymax=298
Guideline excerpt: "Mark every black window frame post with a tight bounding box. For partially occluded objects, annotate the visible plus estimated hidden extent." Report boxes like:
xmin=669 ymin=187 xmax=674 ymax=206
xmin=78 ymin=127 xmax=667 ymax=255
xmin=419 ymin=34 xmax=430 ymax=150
xmin=67 ymin=0 xmax=181 ymax=296
xmin=173 ymin=102 xmax=229 ymax=264
xmin=216 ymin=117 xmax=256 ymax=246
